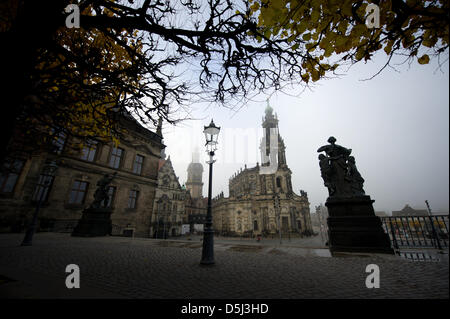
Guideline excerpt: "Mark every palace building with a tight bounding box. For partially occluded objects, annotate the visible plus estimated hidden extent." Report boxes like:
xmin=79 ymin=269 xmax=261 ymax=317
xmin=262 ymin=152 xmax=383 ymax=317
xmin=0 ymin=114 xmax=164 ymax=238
xmin=212 ymin=103 xmax=313 ymax=237
xmin=150 ymin=145 xmax=207 ymax=238
xmin=150 ymin=151 xmax=187 ymax=238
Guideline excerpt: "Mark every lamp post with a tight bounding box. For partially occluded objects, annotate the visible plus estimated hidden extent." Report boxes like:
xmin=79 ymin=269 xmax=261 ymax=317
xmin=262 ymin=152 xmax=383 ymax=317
xmin=200 ymin=119 xmax=220 ymax=265
xmin=21 ymin=160 xmax=58 ymax=246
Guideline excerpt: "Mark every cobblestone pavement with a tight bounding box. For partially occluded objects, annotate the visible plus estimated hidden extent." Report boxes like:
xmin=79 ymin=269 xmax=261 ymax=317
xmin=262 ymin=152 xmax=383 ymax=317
xmin=0 ymin=233 xmax=448 ymax=299
xmin=186 ymin=234 xmax=327 ymax=248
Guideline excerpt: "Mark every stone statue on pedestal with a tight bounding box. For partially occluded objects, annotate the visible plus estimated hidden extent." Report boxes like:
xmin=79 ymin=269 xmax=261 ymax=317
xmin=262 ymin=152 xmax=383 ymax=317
xmin=317 ymin=136 xmax=365 ymax=197
xmin=90 ymin=172 xmax=117 ymax=208
xmin=316 ymin=136 xmax=393 ymax=255
xmin=72 ymin=172 xmax=117 ymax=237
xmin=346 ymin=156 xmax=365 ymax=196
xmin=318 ymin=154 xmax=334 ymax=195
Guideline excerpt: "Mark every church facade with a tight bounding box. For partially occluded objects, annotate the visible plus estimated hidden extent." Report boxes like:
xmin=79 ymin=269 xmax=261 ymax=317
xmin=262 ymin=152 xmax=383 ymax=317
xmin=212 ymin=103 xmax=313 ymax=237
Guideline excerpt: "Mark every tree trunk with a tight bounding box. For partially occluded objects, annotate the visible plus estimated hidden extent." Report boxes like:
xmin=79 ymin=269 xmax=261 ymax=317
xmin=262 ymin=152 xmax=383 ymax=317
xmin=0 ymin=0 xmax=68 ymax=164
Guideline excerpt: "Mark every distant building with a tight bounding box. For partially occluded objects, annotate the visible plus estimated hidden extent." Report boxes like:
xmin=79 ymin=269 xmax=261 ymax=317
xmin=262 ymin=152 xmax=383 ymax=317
xmin=392 ymin=204 xmax=428 ymax=217
xmin=183 ymin=151 xmax=207 ymax=232
xmin=185 ymin=148 xmax=203 ymax=199
xmin=150 ymin=152 xmax=186 ymax=238
xmin=314 ymin=204 xmax=328 ymax=233
xmin=315 ymin=204 xmax=328 ymax=224
xmin=375 ymin=211 xmax=388 ymax=217
xmin=314 ymin=204 xmax=328 ymax=240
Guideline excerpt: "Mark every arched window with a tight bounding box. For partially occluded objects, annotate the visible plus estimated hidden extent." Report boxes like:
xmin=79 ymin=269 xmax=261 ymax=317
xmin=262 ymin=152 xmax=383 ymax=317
xmin=276 ymin=176 xmax=282 ymax=188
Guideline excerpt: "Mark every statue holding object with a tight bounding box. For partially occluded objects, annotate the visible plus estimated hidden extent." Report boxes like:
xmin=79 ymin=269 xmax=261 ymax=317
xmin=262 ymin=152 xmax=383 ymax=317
xmin=72 ymin=172 xmax=117 ymax=237
xmin=316 ymin=136 xmax=393 ymax=254
xmin=91 ymin=172 xmax=117 ymax=208
xmin=317 ymin=136 xmax=365 ymax=197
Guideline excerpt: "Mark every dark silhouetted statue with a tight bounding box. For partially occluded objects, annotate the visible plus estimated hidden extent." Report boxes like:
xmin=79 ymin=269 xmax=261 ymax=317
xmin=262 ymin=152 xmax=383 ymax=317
xmin=316 ymin=136 xmax=393 ymax=255
xmin=346 ymin=156 xmax=365 ymax=196
xmin=72 ymin=172 xmax=117 ymax=237
xmin=317 ymin=136 xmax=365 ymax=197
xmin=91 ymin=172 xmax=117 ymax=208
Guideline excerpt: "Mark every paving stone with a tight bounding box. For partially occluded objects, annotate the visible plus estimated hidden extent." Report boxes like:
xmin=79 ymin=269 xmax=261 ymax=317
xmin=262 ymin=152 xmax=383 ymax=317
xmin=0 ymin=233 xmax=447 ymax=299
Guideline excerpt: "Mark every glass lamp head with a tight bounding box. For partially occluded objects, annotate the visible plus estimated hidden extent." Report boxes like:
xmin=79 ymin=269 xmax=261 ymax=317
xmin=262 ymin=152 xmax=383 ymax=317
xmin=203 ymin=119 xmax=220 ymax=154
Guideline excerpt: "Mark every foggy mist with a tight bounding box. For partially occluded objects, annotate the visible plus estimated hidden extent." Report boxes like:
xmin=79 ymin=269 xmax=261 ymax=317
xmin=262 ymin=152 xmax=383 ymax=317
xmin=162 ymin=52 xmax=449 ymax=215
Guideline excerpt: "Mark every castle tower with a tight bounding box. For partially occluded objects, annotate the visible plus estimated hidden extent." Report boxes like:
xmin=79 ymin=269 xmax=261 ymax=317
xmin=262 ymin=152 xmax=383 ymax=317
xmin=185 ymin=148 xmax=203 ymax=198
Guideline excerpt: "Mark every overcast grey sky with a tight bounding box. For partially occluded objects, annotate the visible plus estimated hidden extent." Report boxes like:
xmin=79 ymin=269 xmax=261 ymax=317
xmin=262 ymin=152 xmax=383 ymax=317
xmin=160 ymin=51 xmax=449 ymax=215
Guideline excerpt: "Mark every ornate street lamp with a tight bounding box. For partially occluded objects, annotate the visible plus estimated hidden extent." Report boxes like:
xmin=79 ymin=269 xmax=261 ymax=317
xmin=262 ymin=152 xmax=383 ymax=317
xmin=200 ymin=119 xmax=220 ymax=265
xmin=21 ymin=160 xmax=58 ymax=246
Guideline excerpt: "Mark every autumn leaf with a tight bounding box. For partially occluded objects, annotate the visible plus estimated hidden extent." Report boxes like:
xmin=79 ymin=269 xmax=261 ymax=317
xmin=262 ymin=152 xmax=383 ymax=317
xmin=417 ymin=54 xmax=430 ymax=64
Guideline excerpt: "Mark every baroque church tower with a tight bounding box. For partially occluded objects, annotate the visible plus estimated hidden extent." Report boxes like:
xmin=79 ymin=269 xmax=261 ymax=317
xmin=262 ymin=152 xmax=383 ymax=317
xmin=259 ymin=101 xmax=293 ymax=195
xmin=185 ymin=148 xmax=204 ymax=199
xmin=212 ymin=101 xmax=312 ymax=237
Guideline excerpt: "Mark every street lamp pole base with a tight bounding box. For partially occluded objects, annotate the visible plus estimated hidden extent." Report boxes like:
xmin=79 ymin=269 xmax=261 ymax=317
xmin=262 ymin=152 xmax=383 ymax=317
xmin=21 ymin=227 xmax=36 ymax=246
xmin=200 ymin=229 xmax=215 ymax=265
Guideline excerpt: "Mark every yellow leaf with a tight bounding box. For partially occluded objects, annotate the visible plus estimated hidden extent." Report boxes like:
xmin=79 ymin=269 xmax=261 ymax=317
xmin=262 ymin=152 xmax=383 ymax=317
xmin=417 ymin=54 xmax=430 ymax=64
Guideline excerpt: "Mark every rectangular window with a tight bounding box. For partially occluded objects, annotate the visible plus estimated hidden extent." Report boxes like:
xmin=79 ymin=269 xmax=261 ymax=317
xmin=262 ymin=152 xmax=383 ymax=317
xmin=128 ymin=190 xmax=139 ymax=209
xmin=51 ymin=130 xmax=66 ymax=154
xmin=0 ymin=159 xmax=25 ymax=193
xmin=80 ymin=140 xmax=98 ymax=162
xmin=68 ymin=180 xmax=89 ymax=204
xmin=132 ymin=155 xmax=144 ymax=175
xmin=102 ymin=186 xmax=116 ymax=208
xmin=109 ymin=147 xmax=124 ymax=169
xmin=32 ymin=173 xmax=55 ymax=202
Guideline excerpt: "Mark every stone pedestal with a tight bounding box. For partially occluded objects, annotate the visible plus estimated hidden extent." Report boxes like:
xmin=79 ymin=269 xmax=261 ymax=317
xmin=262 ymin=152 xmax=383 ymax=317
xmin=326 ymin=196 xmax=394 ymax=254
xmin=72 ymin=208 xmax=112 ymax=237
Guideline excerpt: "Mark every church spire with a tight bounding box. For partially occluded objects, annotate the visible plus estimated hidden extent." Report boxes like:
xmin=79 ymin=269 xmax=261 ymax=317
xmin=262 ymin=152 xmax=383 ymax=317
xmin=265 ymin=98 xmax=273 ymax=115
